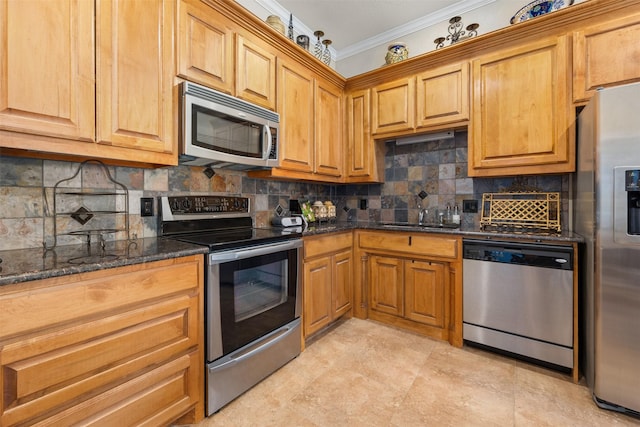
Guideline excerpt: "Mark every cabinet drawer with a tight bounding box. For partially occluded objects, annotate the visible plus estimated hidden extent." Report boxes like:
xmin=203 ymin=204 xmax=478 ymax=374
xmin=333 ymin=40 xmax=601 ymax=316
xmin=304 ymin=231 xmax=353 ymax=259
xmin=358 ymin=232 xmax=458 ymax=259
xmin=1 ymin=294 xmax=198 ymax=426
xmin=0 ymin=256 xmax=202 ymax=338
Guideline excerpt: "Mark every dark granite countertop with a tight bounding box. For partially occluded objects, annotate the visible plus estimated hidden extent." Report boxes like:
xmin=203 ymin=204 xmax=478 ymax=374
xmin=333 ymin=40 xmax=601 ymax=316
xmin=0 ymin=238 xmax=208 ymax=287
xmin=1 ymin=223 xmax=583 ymax=287
xmin=302 ymin=221 xmax=584 ymax=244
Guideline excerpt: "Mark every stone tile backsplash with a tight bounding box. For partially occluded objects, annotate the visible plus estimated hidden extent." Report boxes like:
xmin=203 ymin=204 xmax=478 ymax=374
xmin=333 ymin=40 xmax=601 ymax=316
xmin=0 ymin=131 xmax=569 ymax=251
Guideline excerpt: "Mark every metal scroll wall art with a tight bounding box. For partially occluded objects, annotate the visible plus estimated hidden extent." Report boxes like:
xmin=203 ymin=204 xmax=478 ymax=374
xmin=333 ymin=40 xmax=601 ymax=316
xmin=434 ymin=16 xmax=479 ymax=49
xmin=44 ymin=160 xmax=135 ymax=259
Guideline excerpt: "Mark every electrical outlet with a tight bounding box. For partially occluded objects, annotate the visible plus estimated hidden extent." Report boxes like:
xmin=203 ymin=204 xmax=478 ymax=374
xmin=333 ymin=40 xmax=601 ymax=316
xmin=359 ymin=199 xmax=368 ymax=210
xmin=141 ymin=197 xmax=154 ymax=217
xmin=463 ymin=199 xmax=478 ymax=213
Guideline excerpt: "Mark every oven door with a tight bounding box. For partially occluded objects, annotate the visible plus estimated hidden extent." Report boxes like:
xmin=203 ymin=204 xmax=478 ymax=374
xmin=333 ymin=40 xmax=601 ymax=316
xmin=206 ymin=238 xmax=302 ymax=362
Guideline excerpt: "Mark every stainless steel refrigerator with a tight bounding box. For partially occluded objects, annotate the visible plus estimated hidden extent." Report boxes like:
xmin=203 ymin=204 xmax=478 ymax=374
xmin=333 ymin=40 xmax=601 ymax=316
xmin=576 ymin=82 xmax=640 ymax=415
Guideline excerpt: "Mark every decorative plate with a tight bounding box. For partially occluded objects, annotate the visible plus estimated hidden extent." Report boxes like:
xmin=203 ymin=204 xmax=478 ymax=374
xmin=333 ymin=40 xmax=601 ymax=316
xmin=510 ymin=0 xmax=574 ymax=25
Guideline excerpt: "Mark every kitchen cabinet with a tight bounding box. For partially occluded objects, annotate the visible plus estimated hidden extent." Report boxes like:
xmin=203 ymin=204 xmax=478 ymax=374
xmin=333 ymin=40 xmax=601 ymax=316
xmin=303 ymin=232 xmax=353 ymax=337
xmin=176 ymin=0 xmax=277 ymax=111
xmin=371 ymin=77 xmax=415 ymax=136
xmin=250 ymin=59 xmax=344 ymax=182
xmin=0 ymin=255 xmax=204 ymax=426
xmin=573 ymin=13 xmax=640 ymax=103
xmin=0 ymin=0 xmax=176 ymax=166
xmin=469 ymin=35 xmax=573 ymax=177
xmin=345 ymin=88 xmax=384 ymax=183
xmin=356 ymin=230 xmax=461 ymax=344
xmin=176 ymin=0 xmax=235 ymax=94
xmin=416 ymin=62 xmax=469 ymax=129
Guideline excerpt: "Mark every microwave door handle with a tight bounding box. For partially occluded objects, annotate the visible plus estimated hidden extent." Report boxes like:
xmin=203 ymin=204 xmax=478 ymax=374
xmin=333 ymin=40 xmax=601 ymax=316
xmin=263 ymin=124 xmax=272 ymax=160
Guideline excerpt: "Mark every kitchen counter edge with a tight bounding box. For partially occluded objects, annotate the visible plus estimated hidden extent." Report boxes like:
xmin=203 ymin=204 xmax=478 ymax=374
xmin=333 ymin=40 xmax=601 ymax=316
xmin=0 ymin=238 xmax=208 ymax=287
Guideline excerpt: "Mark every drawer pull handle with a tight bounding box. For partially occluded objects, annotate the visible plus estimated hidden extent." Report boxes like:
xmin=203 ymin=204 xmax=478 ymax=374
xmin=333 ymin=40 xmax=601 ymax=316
xmin=409 ymin=236 xmax=412 ymax=246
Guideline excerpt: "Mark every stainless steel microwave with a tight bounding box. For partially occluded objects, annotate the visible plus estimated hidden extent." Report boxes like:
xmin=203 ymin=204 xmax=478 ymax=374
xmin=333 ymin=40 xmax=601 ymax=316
xmin=179 ymin=81 xmax=279 ymax=170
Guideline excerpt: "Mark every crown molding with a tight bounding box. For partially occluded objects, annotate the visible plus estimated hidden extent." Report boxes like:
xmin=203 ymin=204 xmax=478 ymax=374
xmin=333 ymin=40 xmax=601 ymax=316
xmin=256 ymin=0 xmax=496 ymax=62
xmin=337 ymin=0 xmax=496 ymax=60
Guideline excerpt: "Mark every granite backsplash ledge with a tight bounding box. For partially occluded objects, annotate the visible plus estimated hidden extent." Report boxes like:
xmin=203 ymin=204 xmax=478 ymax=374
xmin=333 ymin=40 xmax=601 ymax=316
xmin=0 ymin=131 xmax=571 ymax=251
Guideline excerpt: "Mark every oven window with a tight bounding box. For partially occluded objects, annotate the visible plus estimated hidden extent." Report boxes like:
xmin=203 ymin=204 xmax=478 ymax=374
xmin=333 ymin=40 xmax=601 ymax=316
xmin=219 ymin=248 xmax=298 ymax=355
xmin=193 ymin=104 xmax=263 ymax=158
xmin=233 ymin=259 xmax=287 ymax=322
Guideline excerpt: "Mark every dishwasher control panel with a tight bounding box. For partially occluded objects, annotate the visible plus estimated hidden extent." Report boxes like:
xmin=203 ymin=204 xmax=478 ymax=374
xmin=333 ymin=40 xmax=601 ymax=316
xmin=462 ymin=240 xmax=573 ymax=270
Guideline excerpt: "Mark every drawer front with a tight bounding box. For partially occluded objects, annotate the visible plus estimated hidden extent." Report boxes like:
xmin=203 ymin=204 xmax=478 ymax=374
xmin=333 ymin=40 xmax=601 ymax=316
xmin=304 ymin=231 xmax=353 ymax=259
xmin=358 ymin=231 xmax=458 ymax=259
xmin=1 ymin=294 xmax=198 ymax=426
xmin=0 ymin=256 xmax=202 ymax=338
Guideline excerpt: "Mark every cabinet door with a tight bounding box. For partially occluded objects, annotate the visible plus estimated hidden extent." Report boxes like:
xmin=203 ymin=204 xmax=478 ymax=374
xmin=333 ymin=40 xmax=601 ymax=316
xmin=333 ymin=249 xmax=353 ymax=319
xmin=470 ymin=36 xmax=572 ymax=177
xmin=315 ymin=79 xmax=343 ymax=177
xmin=176 ymin=0 xmax=234 ymax=94
xmin=236 ymin=35 xmax=277 ymax=110
xmin=416 ymin=62 xmax=469 ymax=129
xmin=405 ymin=260 xmax=446 ymax=328
xmin=96 ymin=0 xmax=174 ymax=154
xmin=278 ymin=60 xmax=315 ymax=173
xmin=0 ymin=0 xmax=95 ymax=141
xmin=369 ymin=255 xmax=404 ymax=317
xmin=371 ymin=77 xmax=415 ymax=135
xmin=303 ymin=256 xmax=333 ymax=337
xmin=346 ymin=88 xmax=378 ymax=181
xmin=573 ymin=13 xmax=640 ymax=103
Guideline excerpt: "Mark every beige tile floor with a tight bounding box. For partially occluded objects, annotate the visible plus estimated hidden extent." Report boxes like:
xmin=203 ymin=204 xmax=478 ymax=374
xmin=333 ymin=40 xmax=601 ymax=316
xmin=183 ymin=318 xmax=640 ymax=427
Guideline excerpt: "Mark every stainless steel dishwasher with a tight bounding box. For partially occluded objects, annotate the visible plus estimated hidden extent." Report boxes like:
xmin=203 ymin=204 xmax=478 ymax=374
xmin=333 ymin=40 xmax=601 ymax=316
xmin=463 ymin=239 xmax=574 ymax=369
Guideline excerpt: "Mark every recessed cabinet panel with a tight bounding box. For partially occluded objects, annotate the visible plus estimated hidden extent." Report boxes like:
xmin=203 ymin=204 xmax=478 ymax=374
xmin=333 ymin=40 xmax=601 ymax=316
xmin=0 ymin=0 xmax=95 ymax=141
xmin=416 ymin=62 xmax=469 ymax=128
xmin=573 ymin=13 xmax=640 ymax=103
xmin=315 ymin=81 xmax=343 ymax=177
xmin=236 ymin=35 xmax=277 ymax=110
xmin=346 ymin=89 xmax=371 ymax=178
xmin=470 ymin=36 xmax=573 ymax=176
xmin=97 ymin=0 xmax=174 ymax=153
xmin=369 ymin=255 xmax=404 ymax=316
xmin=371 ymin=77 xmax=415 ymax=135
xmin=278 ymin=61 xmax=315 ymax=173
xmin=177 ymin=0 xmax=234 ymax=94
xmin=405 ymin=260 xmax=446 ymax=328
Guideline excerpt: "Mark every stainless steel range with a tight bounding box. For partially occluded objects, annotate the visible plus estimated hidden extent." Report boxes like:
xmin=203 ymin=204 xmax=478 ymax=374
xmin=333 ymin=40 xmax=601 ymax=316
xmin=159 ymin=195 xmax=302 ymax=415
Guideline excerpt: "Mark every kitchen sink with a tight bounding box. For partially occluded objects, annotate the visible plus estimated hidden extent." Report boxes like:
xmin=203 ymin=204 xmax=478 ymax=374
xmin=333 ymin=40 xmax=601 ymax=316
xmin=379 ymin=222 xmax=459 ymax=229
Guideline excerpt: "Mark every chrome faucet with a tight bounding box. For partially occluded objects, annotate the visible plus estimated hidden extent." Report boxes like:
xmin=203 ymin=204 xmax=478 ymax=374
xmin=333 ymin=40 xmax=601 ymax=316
xmin=416 ymin=194 xmax=429 ymax=225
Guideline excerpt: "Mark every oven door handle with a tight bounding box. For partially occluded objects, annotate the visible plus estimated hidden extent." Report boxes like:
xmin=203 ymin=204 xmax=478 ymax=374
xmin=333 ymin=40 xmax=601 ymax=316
xmin=211 ymin=322 xmax=297 ymax=370
xmin=209 ymin=239 xmax=302 ymax=263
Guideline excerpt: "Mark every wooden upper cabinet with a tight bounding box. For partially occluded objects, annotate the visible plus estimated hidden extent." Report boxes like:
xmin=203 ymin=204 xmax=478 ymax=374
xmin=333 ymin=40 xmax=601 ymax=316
xmin=315 ymin=79 xmax=343 ymax=177
xmin=416 ymin=62 xmax=469 ymax=129
xmin=371 ymin=77 xmax=415 ymax=135
xmin=469 ymin=35 xmax=573 ymax=177
xmin=236 ymin=35 xmax=277 ymax=110
xmin=0 ymin=0 xmax=176 ymax=165
xmin=277 ymin=60 xmax=315 ymax=173
xmin=0 ymin=0 xmax=95 ymax=141
xmin=573 ymin=13 xmax=640 ymax=103
xmin=176 ymin=0 xmax=234 ymax=94
xmin=346 ymin=88 xmax=383 ymax=182
xmin=96 ymin=0 xmax=174 ymax=153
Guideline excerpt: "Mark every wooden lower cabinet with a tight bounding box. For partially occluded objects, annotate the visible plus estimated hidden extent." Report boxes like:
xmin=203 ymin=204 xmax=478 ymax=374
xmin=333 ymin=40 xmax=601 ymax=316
xmin=356 ymin=230 xmax=462 ymax=346
xmin=303 ymin=232 xmax=353 ymax=337
xmin=0 ymin=255 xmax=204 ymax=426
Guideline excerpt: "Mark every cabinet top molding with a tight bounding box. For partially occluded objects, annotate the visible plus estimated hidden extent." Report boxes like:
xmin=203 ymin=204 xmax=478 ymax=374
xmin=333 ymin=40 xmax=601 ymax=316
xmin=345 ymin=0 xmax=640 ymax=90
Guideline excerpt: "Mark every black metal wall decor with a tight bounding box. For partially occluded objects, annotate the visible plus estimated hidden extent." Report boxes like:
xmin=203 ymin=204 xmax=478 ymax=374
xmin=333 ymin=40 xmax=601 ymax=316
xmin=434 ymin=16 xmax=479 ymax=49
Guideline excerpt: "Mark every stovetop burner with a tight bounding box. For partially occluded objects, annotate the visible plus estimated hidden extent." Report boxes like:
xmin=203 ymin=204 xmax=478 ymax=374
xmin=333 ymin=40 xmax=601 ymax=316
xmin=158 ymin=195 xmax=302 ymax=250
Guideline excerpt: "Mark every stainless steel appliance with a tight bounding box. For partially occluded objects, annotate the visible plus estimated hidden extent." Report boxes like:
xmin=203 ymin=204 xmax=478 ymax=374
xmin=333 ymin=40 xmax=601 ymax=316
xmin=575 ymin=82 xmax=640 ymax=415
xmin=159 ymin=196 xmax=302 ymax=415
xmin=463 ymin=239 xmax=574 ymax=369
xmin=179 ymin=81 xmax=279 ymax=169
